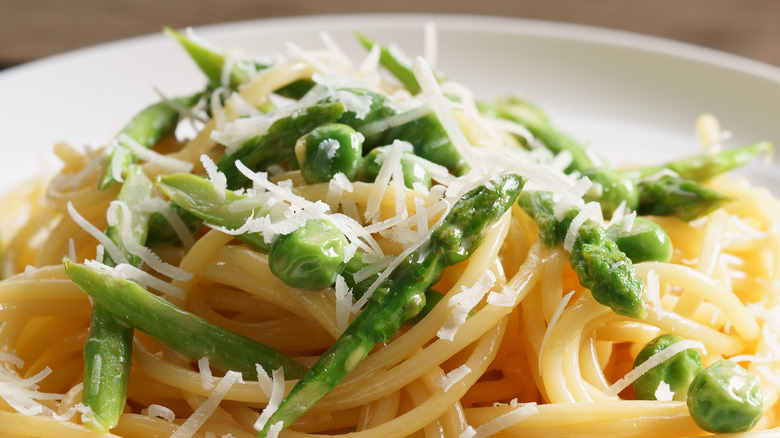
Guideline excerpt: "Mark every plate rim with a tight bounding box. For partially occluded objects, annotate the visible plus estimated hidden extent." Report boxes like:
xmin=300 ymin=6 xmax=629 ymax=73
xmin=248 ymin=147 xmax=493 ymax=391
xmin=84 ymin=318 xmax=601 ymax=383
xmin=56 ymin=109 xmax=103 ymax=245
xmin=3 ymin=12 xmax=780 ymax=85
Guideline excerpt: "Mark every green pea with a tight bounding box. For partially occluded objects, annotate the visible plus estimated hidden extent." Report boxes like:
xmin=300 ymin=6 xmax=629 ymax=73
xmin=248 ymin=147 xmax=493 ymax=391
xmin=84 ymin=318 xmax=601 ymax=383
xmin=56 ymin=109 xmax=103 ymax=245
xmin=295 ymin=123 xmax=364 ymax=184
xmin=269 ymin=218 xmax=348 ymax=290
xmin=632 ymin=334 xmax=702 ymax=401
xmin=362 ymin=145 xmax=432 ymax=190
xmin=582 ymin=167 xmax=639 ymax=219
xmin=687 ymin=360 xmax=763 ymax=433
xmin=606 ymin=217 xmax=673 ymax=263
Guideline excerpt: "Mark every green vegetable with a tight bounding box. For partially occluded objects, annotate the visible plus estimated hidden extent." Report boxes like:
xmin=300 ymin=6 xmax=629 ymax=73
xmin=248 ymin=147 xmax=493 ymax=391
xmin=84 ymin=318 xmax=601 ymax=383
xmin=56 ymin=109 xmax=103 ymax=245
xmin=687 ymin=360 xmax=763 ymax=433
xmin=484 ymin=97 xmax=595 ymax=174
xmin=98 ymin=93 xmax=201 ymax=190
xmin=217 ymin=102 xmax=346 ymax=189
xmin=355 ymin=32 xmax=420 ymax=94
xmin=64 ymin=260 xmax=307 ymax=380
xmin=632 ymin=334 xmax=702 ymax=401
xmin=582 ymin=167 xmax=639 ymax=219
xmin=256 ymin=174 xmax=525 ymax=437
xmin=634 ymin=141 xmax=774 ymax=182
xmin=517 ymin=190 xmax=646 ymax=319
xmin=636 ymin=175 xmax=732 ymax=222
xmin=375 ymin=111 xmax=469 ymax=175
xmin=164 ymin=27 xmax=269 ymax=89
xmin=269 ymin=218 xmax=348 ymax=289
xmin=362 ymin=143 xmax=432 ymax=189
xmin=606 ymin=217 xmax=673 ymax=264
xmin=84 ymin=166 xmax=152 ymax=431
xmin=295 ymin=123 xmax=364 ymax=184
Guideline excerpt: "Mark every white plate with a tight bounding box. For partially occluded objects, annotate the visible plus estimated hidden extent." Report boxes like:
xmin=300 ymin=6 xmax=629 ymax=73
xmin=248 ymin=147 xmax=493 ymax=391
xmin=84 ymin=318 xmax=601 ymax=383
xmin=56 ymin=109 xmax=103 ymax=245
xmin=1 ymin=14 xmax=778 ymax=194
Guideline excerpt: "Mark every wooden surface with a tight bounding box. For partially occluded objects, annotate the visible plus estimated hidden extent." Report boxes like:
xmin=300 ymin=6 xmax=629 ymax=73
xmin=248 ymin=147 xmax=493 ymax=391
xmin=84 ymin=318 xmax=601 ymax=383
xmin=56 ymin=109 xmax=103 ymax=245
xmin=2 ymin=0 xmax=780 ymax=70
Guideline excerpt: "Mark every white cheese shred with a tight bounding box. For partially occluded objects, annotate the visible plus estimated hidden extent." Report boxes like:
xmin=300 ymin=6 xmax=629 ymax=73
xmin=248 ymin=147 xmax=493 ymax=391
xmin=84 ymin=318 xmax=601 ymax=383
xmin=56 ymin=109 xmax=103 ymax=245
xmin=538 ymin=290 xmax=576 ymax=375
xmin=117 ymin=133 xmax=194 ymax=174
xmin=461 ymin=403 xmax=539 ymax=438
xmin=438 ymin=271 xmax=496 ymax=341
xmin=563 ymin=202 xmax=601 ymax=252
xmin=412 ymin=57 xmax=481 ymax=173
xmin=198 ymin=357 xmax=214 ymax=390
xmin=334 ymin=275 xmax=353 ymax=334
xmin=171 ymin=370 xmax=242 ymax=438
xmin=67 ymin=202 xmax=128 ymax=265
xmin=438 ymin=365 xmax=472 ymax=392
xmin=253 ymin=368 xmax=285 ymax=431
xmin=201 ymin=154 xmax=227 ymax=204
xmin=605 ymin=340 xmax=706 ymax=397
xmin=645 ymin=269 xmax=664 ymax=317
xmin=147 ymin=403 xmax=176 ymax=422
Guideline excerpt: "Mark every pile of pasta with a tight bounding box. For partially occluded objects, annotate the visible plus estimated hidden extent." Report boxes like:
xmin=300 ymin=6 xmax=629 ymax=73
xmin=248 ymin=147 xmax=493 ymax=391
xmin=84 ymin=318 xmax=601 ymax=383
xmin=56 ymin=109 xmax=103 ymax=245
xmin=1 ymin=27 xmax=779 ymax=438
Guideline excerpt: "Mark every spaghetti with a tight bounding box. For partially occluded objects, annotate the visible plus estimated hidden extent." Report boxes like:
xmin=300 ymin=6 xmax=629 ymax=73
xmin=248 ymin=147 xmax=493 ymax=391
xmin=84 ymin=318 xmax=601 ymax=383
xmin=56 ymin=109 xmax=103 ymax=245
xmin=0 ymin=25 xmax=779 ymax=438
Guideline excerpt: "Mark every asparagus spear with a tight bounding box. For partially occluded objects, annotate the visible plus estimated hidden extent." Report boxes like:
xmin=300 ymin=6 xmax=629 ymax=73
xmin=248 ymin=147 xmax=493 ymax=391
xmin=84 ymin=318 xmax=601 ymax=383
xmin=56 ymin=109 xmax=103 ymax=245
xmin=636 ymin=175 xmax=732 ymax=221
xmin=483 ymin=97 xmax=770 ymax=221
xmin=256 ymin=174 xmax=525 ymax=436
xmin=634 ymin=141 xmax=773 ymax=182
xmin=355 ymin=32 xmax=421 ymax=94
xmin=64 ymin=260 xmax=307 ymax=380
xmin=83 ymin=165 xmax=152 ymax=431
xmin=216 ymin=102 xmax=346 ymax=189
xmin=98 ymin=93 xmax=201 ymax=190
xmin=164 ymin=26 xmax=315 ymax=99
xmin=517 ymin=190 xmax=647 ymax=319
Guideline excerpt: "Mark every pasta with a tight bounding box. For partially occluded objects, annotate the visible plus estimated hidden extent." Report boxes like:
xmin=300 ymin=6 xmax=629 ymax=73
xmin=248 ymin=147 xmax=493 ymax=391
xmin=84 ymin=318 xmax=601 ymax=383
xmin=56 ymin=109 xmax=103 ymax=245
xmin=0 ymin=24 xmax=779 ymax=438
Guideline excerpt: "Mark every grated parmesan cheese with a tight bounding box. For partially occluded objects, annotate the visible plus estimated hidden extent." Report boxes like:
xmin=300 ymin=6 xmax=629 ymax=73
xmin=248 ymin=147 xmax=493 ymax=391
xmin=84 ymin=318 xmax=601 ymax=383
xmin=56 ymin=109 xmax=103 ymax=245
xmin=253 ymin=368 xmax=285 ymax=431
xmin=117 ymin=133 xmax=194 ymax=174
xmin=67 ymin=202 xmax=128 ymax=266
xmin=412 ymin=57 xmax=482 ymax=173
xmin=563 ymin=202 xmax=601 ymax=252
xmin=438 ymin=365 xmax=472 ymax=392
xmin=334 ymin=275 xmax=353 ymax=334
xmin=147 ymin=403 xmax=176 ymax=422
xmin=460 ymin=403 xmax=539 ymax=438
xmin=538 ymin=290 xmax=576 ymax=374
xmin=171 ymin=370 xmax=243 ymax=438
xmin=438 ymin=271 xmax=496 ymax=341
xmin=645 ymin=269 xmax=664 ymax=318
xmin=198 ymin=357 xmax=214 ymax=390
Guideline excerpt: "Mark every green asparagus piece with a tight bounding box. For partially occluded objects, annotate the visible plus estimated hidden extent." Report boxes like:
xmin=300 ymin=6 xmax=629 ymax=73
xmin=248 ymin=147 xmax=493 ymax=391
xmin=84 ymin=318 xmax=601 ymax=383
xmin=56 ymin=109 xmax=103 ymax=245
xmin=485 ymin=97 xmax=595 ymax=174
xmin=295 ymin=123 xmax=364 ymax=184
xmin=582 ymin=167 xmax=639 ymax=219
xmin=632 ymin=334 xmax=702 ymax=401
xmin=375 ymin=111 xmax=470 ymax=175
xmin=156 ymin=173 xmax=274 ymax=251
xmin=687 ymin=360 xmax=763 ymax=433
xmin=98 ymin=93 xmax=201 ymax=190
xmin=606 ymin=217 xmax=673 ymax=264
xmin=217 ymin=102 xmax=346 ymax=189
xmin=256 ymin=174 xmax=525 ymax=436
xmin=84 ymin=166 xmax=152 ymax=431
xmin=269 ymin=218 xmax=349 ymax=290
xmin=636 ymin=175 xmax=732 ymax=222
xmin=64 ymin=260 xmax=307 ymax=380
xmin=517 ymin=190 xmax=647 ymax=319
xmin=164 ymin=27 xmax=269 ymax=89
xmin=634 ymin=141 xmax=773 ymax=182
xmin=355 ymin=32 xmax=420 ymax=94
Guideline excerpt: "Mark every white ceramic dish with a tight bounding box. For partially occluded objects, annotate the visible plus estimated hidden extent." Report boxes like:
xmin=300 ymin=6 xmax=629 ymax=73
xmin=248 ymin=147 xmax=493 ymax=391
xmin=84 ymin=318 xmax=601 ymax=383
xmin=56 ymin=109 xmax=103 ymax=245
xmin=1 ymin=14 xmax=778 ymax=194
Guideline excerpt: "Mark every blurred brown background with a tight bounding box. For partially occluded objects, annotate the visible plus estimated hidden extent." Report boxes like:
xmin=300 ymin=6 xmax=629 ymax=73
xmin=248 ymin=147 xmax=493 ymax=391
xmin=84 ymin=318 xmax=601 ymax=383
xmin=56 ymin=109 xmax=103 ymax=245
xmin=1 ymin=0 xmax=779 ymax=70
